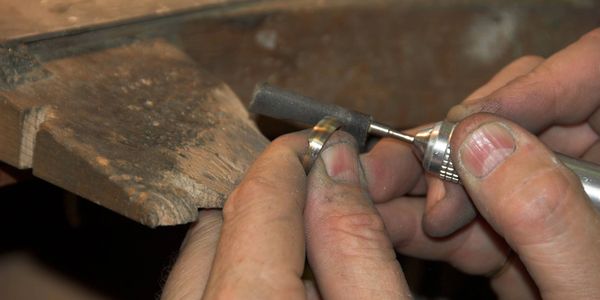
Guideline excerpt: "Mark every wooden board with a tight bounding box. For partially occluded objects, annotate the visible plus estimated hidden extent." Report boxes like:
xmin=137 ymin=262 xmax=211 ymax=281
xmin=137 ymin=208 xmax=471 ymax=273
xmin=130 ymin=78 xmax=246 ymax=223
xmin=0 ymin=0 xmax=252 ymax=43
xmin=0 ymin=38 xmax=268 ymax=227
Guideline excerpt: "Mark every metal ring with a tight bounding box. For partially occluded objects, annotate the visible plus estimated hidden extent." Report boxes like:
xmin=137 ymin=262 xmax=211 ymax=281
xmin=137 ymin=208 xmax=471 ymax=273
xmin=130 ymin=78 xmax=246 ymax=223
xmin=302 ymin=116 xmax=342 ymax=174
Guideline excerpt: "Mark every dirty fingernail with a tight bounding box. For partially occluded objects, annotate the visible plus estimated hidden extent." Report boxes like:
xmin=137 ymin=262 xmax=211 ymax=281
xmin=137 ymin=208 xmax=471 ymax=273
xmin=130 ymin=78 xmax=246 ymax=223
xmin=459 ymin=123 xmax=515 ymax=178
xmin=321 ymin=141 xmax=360 ymax=184
xmin=447 ymin=104 xmax=469 ymax=121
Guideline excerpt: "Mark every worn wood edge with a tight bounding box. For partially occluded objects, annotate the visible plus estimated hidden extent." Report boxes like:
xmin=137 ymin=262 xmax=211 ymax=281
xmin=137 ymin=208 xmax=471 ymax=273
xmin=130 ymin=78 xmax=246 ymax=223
xmin=28 ymin=82 xmax=268 ymax=227
xmin=0 ymin=97 xmax=22 ymax=167
xmin=154 ymin=84 xmax=269 ymax=210
xmin=32 ymin=123 xmax=199 ymax=227
xmin=0 ymin=0 xmax=252 ymax=44
xmin=1 ymin=0 xmax=477 ymax=46
xmin=17 ymin=105 xmax=51 ymax=168
xmin=0 ymin=97 xmax=48 ymax=169
xmin=2 ymin=38 xmax=269 ymax=226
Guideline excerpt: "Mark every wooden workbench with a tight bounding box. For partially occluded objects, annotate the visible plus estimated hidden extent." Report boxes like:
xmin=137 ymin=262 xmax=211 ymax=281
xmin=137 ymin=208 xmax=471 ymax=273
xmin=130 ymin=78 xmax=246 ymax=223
xmin=1 ymin=0 xmax=598 ymax=227
xmin=0 ymin=0 xmax=269 ymax=227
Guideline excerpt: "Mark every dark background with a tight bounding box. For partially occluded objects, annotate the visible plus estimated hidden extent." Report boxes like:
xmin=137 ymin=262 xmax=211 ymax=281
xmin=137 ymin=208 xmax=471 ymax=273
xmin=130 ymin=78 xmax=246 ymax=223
xmin=0 ymin=177 xmax=493 ymax=299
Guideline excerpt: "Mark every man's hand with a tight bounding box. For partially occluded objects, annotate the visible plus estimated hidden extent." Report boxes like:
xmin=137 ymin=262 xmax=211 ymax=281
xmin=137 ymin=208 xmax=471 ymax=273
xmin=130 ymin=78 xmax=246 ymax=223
xmin=162 ymin=132 xmax=410 ymax=299
xmin=360 ymin=28 xmax=600 ymax=298
xmin=163 ymin=27 xmax=600 ymax=300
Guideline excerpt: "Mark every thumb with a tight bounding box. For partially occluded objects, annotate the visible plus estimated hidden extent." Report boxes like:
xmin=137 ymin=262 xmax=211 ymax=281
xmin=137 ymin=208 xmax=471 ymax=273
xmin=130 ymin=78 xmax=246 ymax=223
xmin=304 ymin=131 xmax=409 ymax=299
xmin=451 ymin=113 xmax=600 ymax=299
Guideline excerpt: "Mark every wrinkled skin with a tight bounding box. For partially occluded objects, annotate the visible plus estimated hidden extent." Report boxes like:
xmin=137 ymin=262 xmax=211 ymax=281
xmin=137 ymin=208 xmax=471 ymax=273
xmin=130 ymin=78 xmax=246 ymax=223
xmin=163 ymin=28 xmax=600 ymax=299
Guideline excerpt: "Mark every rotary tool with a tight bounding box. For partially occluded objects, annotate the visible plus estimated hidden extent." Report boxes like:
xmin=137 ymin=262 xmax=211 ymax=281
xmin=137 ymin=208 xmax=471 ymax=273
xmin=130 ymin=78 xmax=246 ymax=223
xmin=249 ymin=84 xmax=600 ymax=209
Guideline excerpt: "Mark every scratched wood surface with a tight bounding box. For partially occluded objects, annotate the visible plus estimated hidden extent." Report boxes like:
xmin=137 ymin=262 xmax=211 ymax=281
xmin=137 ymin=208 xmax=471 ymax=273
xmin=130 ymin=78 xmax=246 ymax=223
xmin=0 ymin=39 xmax=268 ymax=227
xmin=0 ymin=0 xmax=251 ymax=43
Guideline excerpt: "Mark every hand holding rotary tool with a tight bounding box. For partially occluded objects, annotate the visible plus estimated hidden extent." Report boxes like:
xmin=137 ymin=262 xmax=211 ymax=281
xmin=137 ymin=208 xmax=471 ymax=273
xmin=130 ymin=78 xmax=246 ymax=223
xmin=164 ymin=29 xmax=600 ymax=300
xmin=250 ymin=83 xmax=600 ymax=209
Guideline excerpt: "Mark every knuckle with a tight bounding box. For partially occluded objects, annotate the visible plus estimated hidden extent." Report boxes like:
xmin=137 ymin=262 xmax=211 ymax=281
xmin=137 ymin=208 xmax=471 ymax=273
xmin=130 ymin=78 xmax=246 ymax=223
xmin=271 ymin=133 xmax=295 ymax=147
xmin=319 ymin=211 xmax=391 ymax=256
xmin=497 ymin=163 xmax=581 ymax=240
xmin=579 ymin=27 xmax=600 ymax=43
xmin=270 ymin=131 xmax=308 ymax=150
xmin=499 ymin=62 xmax=563 ymax=116
xmin=223 ymin=175 xmax=277 ymax=218
xmin=521 ymin=61 xmax=553 ymax=83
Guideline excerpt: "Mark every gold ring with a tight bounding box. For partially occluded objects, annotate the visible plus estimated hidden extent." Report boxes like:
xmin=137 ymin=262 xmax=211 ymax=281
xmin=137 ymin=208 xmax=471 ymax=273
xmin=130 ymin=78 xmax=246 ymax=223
xmin=302 ymin=116 xmax=342 ymax=174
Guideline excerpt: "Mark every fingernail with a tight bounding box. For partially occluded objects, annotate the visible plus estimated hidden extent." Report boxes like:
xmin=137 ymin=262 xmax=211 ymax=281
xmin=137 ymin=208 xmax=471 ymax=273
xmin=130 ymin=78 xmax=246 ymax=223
xmin=459 ymin=123 xmax=515 ymax=178
xmin=447 ymin=104 xmax=470 ymax=122
xmin=321 ymin=141 xmax=360 ymax=183
xmin=447 ymin=103 xmax=485 ymax=122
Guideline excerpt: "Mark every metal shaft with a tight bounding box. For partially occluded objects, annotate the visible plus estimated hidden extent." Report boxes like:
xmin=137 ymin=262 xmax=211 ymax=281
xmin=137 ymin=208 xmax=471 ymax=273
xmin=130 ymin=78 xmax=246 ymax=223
xmin=368 ymin=122 xmax=414 ymax=143
xmin=408 ymin=121 xmax=600 ymax=210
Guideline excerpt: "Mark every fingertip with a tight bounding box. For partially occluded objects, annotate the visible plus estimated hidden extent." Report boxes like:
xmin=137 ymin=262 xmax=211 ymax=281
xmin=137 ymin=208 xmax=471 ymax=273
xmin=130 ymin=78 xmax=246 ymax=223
xmin=318 ymin=131 xmax=361 ymax=185
xmin=510 ymin=55 xmax=545 ymax=68
xmin=305 ymin=135 xmax=408 ymax=299
xmin=271 ymin=130 xmax=311 ymax=159
xmin=449 ymin=114 xmax=600 ymax=296
xmin=360 ymin=138 xmax=423 ymax=202
xmin=449 ymin=113 xmax=501 ymax=159
xmin=422 ymin=180 xmax=476 ymax=237
xmin=447 ymin=103 xmax=472 ymax=122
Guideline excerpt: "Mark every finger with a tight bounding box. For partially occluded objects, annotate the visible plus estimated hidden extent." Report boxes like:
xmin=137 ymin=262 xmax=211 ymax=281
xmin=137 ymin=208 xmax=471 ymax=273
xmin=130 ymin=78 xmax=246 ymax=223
xmin=203 ymin=132 xmax=308 ymax=298
xmin=538 ymin=123 xmax=598 ymax=157
xmin=360 ymin=55 xmax=546 ymax=235
xmin=303 ymin=280 xmax=321 ymax=300
xmin=360 ymin=137 xmax=422 ymax=203
xmin=451 ymin=114 xmax=600 ymax=298
xmin=376 ymin=197 xmax=540 ymax=298
xmin=305 ymin=132 xmax=410 ymax=299
xmin=360 ymin=123 xmax=440 ymax=203
xmin=583 ymin=141 xmax=600 ymax=163
xmin=161 ymin=210 xmax=223 ymax=300
xmin=422 ymin=175 xmax=475 ymax=237
xmin=490 ymin=259 xmax=539 ymax=300
xmin=448 ymin=28 xmax=600 ymax=133
xmin=376 ymin=197 xmax=507 ymax=274
xmin=421 ymin=56 xmax=544 ymax=237
xmin=463 ymin=55 xmax=544 ymax=103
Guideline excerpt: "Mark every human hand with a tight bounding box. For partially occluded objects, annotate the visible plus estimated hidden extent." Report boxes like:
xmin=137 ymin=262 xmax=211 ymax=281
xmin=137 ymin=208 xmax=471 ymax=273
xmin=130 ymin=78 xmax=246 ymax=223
xmin=162 ymin=132 xmax=410 ymax=299
xmin=360 ymin=28 xmax=600 ymax=298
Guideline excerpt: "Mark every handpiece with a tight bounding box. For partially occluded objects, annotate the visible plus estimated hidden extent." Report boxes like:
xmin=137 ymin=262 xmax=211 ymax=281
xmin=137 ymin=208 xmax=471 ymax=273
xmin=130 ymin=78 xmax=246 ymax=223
xmin=250 ymin=84 xmax=600 ymax=209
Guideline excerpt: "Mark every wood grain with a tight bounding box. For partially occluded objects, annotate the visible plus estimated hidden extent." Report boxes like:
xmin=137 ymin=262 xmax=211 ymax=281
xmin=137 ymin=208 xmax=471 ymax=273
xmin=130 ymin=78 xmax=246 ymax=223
xmin=0 ymin=0 xmax=250 ymax=43
xmin=0 ymin=39 xmax=268 ymax=226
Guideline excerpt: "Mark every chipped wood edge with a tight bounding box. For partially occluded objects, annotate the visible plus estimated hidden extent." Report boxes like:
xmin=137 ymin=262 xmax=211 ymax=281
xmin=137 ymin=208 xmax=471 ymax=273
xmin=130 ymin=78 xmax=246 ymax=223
xmin=18 ymin=105 xmax=52 ymax=168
